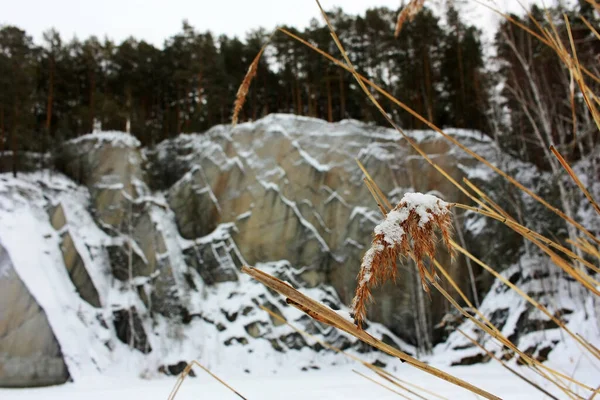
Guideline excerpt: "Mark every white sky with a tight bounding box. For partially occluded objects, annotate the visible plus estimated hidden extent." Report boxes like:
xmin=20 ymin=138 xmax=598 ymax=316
xmin=0 ymin=0 xmax=540 ymax=47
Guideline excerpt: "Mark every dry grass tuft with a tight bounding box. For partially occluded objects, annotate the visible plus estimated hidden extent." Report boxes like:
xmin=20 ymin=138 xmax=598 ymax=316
xmin=395 ymin=0 xmax=426 ymax=37
xmin=351 ymin=193 xmax=453 ymax=328
xmin=232 ymin=34 xmax=273 ymax=126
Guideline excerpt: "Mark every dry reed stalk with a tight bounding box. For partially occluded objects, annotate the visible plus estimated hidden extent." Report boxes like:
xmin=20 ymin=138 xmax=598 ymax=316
xmin=456 ymin=329 xmax=561 ymax=400
xmin=395 ymin=0 xmax=426 ymax=37
xmin=357 ymin=174 xmax=597 ymax=397
xmin=352 ymin=369 xmax=414 ymax=399
xmin=452 ymin=203 xmax=600 ymax=282
xmin=322 ymin=0 xmax=600 ymax=318
xmin=242 ymin=265 xmax=502 ymax=400
xmin=462 ymin=177 xmax=515 ymax=222
xmin=567 ymin=238 xmax=600 ymax=261
xmin=432 ymin=259 xmax=589 ymax=399
xmin=428 ymin=275 xmax=584 ymax=400
xmin=371 ymin=369 xmax=431 ymax=400
xmin=258 ymin=305 xmax=445 ymax=400
xmin=278 ymin=21 xmax=600 ymax=247
xmin=580 ymin=16 xmax=600 ymax=41
xmin=232 ymin=33 xmax=274 ymax=126
xmin=584 ymin=0 xmax=600 ymax=11
xmin=449 ymin=238 xmax=600 ymax=364
xmin=472 ymin=0 xmax=600 ymax=84
xmin=311 ymin=0 xmax=600 ymax=386
xmin=550 ymin=145 xmax=600 ymax=217
xmin=351 ymin=193 xmax=453 ymax=328
xmin=168 ymin=360 xmax=247 ymax=400
xmin=458 ymin=178 xmax=600 ymax=276
xmin=356 ymin=158 xmax=393 ymax=210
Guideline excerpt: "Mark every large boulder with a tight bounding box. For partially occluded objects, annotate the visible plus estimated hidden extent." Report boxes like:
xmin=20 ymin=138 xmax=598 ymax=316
xmin=0 ymin=243 xmax=70 ymax=387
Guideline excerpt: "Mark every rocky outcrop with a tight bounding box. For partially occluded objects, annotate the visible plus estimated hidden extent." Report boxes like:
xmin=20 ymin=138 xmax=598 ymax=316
xmin=56 ymin=132 xmax=182 ymax=317
xmin=0 ymin=243 xmax=70 ymax=387
xmin=151 ymin=115 xmax=490 ymax=344
xmin=2 ymin=114 xmax=586 ymax=387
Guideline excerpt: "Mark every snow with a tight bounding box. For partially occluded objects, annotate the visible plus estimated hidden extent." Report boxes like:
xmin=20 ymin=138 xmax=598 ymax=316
xmin=0 ymin=361 xmax=598 ymax=399
xmin=69 ymin=131 xmax=141 ymax=148
xmin=357 ymin=243 xmax=384 ymax=286
xmin=399 ymin=192 xmax=450 ymax=226
xmin=374 ymin=209 xmax=408 ymax=245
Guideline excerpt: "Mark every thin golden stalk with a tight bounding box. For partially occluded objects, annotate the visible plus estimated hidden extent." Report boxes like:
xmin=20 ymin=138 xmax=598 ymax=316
xmin=561 ymin=14 xmax=600 ymax=133
xmin=242 ymin=265 xmax=502 ymax=400
xmin=452 ymin=203 xmax=600 ymax=278
xmin=258 ymin=305 xmax=445 ymax=400
xmin=550 ymin=145 xmax=600 ymax=217
xmin=232 ymin=32 xmax=274 ymax=126
xmin=371 ymin=369 xmax=431 ymax=400
xmin=356 ymin=158 xmax=393 ymax=210
xmin=567 ymin=238 xmax=600 ymax=261
xmin=278 ymin=21 xmax=600 ymax=247
xmin=353 ymin=370 xmax=414 ymax=399
xmin=363 ymin=177 xmax=389 ymax=216
xmin=580 ymin=16 xmax=600 ymax=41
xmin=584 ymin=0 xmax=600 ymax=11
xmin=433 ymin=260 xmax=584 ymax=399
xmin=462 ymin=178 xmax=515 ymax=222
xmin=428 ymin=276 xmax=583 ymax=400
xmin=473 ymin=0 xmax=600 ymax=84
xmin=168 ymin=360 xmax=247 ymax=400
xmin=449 ymin=238 xmax=600 ymax=361
xmin=358 ymin=175 xmax=596 ymax=395
xmin=456 ymin=329 xmax=561 ymax=400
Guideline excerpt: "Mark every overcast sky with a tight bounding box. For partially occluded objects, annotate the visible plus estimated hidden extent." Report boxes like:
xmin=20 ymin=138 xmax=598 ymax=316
xmin=1 ymin=0 xmax=539 ymax=47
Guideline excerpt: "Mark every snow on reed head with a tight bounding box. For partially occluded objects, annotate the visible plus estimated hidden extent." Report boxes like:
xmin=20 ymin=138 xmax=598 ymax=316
xmin=351 ymin=192 xmax=454 ymax=329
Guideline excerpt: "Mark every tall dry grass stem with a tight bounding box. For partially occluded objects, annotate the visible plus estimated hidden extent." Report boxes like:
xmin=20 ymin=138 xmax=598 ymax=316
xmin=242 ymin=265 xmax=502 ymax=400
xmin=277 ymin=21 xmax=600 ymax=247
xmin=352 ymin=369 xmax=414 ymax=399
xmin=168 ymin=360 xmax=248 ymax=400
xmin=232 ymin=33 xmax=274 ymax=126
xmin=357 ymin=172 xmax=598 ymax=397
xmin=258 ymin=305 xmax=444 ymax=400
xmin=550 ymin=145 xmax=600 ymax=217
xmin=456 ymin=329 xmax=560 ymax=400
xmin=394 ymin=0 xmax=426 ymax=37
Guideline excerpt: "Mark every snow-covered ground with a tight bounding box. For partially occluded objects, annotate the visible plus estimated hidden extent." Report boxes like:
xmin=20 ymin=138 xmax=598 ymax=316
xmin=0 ymin=360 xmax=598 ymax=399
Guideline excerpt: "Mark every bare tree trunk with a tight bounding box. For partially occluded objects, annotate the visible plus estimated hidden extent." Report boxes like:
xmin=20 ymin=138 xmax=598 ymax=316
xmin=423 ymin=51 xmax=434 ymax=123
xmin=11 ymin=103 xmax=18 ymax=178
xmin=504 ymin=32 xmax=583 ymax=259
xmin=339 ymin=71 xmax=346 ymax=119
xmin=0 ymin=104 xmax=4 ymax=154
xmin=89 ymin=68 xmax=95 ymax=133
xmin=295 ymin=79 xmax=302 ymax=116
xmin=46 ymin=55 xmax=54 ymax=133
xmin=175 ymin=84 xmax=180 ymax=135
xmin=456 ymin=23 xmax=465 ymax=127
xmin=326 ymin=76 xmax=333 ymax=122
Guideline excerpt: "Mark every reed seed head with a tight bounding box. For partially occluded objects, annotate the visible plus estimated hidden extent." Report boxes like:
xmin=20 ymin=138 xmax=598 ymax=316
xmin=394 ymin=0 xmax=426 ymax=38
xmin=351 ymin=192 xmax=453 ymax=329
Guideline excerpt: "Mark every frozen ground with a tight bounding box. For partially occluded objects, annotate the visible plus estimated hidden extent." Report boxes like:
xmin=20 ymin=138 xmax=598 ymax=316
xmin=1 ymin=361 xmax=598 ymax=400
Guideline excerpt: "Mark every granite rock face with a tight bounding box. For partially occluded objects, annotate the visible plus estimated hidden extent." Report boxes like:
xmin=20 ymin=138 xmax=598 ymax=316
xmin=152 ymin=115 xmax=493 ymax=343
xmin=0 ymin=243 xmax=70 ymax=387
